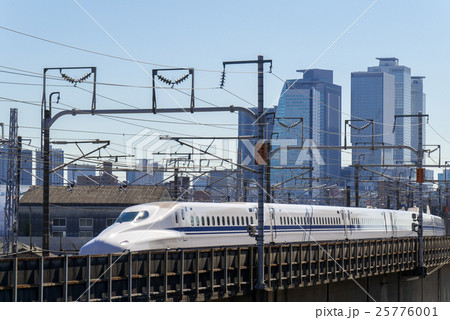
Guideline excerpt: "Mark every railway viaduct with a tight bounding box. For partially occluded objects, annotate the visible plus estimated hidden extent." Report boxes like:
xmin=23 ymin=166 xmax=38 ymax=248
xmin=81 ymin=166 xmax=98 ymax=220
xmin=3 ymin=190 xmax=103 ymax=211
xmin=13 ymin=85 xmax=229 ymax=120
xmin=1 ymin=236 xmax=450 ymax=302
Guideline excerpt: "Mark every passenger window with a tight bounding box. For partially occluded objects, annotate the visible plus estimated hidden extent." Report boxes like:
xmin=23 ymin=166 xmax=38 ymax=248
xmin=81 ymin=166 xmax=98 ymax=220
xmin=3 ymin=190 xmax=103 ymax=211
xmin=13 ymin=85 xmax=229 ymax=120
xmin=196 ymin=216 xmax=200 ymax=226
xmin=232 ymin=216 xmax=235 ymax=226
xmin=250 ymin=217 xmax=254 ymax=224
xmin=212 ymin=216 xmax=215 ymax=226
xmin=222 ymin=217 xmax=225 ymax=226
xmin=191 ymin=216 xmax=194 ymax=227
xmin=175 ymin=212 xmax=179 ymax=224
xmin=280 ymin=217 xmax=283 ymax=225
xmin=227 ymin=216 xmax=231 ymax=225
xmin=246 ymin=217 xmax=249 ymax=225
xmin=236 ymin=217 xmax=240 ymax=226
xmin=201 ymin=216 xmax=205 ymax=226
xmin=241 ymin=217 xmax=244 ymax=225
xmin=216 ymin=216 xmax=220 ymax=226
xmin=181 ymin=209 xmax=184 ymax=220
xmin=207 ymin=217 xmax=210 ymax=226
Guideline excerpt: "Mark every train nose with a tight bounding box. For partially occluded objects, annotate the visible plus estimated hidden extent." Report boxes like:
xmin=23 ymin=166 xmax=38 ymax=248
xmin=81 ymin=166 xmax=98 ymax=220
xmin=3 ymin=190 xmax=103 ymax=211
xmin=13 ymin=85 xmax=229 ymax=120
xmin=79 ymin=238 xmax=123 ymax=255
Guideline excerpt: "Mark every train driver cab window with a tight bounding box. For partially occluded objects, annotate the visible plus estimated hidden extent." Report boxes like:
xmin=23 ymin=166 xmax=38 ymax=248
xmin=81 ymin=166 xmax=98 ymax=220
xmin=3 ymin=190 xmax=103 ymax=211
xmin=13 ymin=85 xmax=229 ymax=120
xmin=116 ymin=210 xmax=149 ymax=223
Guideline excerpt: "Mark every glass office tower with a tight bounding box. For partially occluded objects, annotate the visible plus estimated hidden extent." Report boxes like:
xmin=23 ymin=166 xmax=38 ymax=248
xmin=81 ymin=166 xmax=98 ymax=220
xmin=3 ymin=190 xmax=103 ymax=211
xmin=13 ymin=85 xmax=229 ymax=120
xmin=270 ymin=69 xmax=341 ymax=203
xmin=368 ymin=58 xmax=412 ymax=164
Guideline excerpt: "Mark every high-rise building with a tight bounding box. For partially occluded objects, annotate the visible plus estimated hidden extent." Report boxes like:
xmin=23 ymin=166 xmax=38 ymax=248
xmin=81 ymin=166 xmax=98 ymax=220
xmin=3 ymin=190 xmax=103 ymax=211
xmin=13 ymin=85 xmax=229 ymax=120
xmin=351 ymin=72 xmax=395 ymax=168
xmin=67 ymin=164 xmax=96 ymax=184
xmin=411 ymin=76 xmax=426 ymax=163
xmin=367 ymin=58 xmax=412 ymax=164
xmin=126 ymin=160 xmax=164 ymax=185
xmin=0 ymin=146 xmax=33 ymax=185
xmin=238 ymin=106 xmax=275 ymax=201
xmin=76 ymin=162 xmax=118 ymax=186
xmin=270 ymin=69 xmax=341 ymax=203
xmin=208 ymin=170 xmax=240 ymax=202
xmin=36 ymin=146 xmax=64 ymax=186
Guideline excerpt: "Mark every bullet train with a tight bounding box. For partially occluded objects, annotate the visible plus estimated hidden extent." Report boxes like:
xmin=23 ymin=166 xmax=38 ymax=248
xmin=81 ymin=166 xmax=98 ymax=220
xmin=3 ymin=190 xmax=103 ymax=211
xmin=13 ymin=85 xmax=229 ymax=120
xmin=79 ymin=201 xmax=445 ymax=255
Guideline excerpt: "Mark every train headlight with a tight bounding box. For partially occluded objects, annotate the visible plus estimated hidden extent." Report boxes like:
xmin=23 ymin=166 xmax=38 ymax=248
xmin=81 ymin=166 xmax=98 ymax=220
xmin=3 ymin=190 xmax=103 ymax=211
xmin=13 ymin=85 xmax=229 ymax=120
xmin=120 ymin=240 xmax=130 ymax=246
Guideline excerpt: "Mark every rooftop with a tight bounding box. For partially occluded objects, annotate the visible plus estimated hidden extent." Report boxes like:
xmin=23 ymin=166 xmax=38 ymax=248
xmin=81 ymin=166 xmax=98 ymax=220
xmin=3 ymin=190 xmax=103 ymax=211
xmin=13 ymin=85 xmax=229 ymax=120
xmin=20 ymin=185 xmax=172 ymax=206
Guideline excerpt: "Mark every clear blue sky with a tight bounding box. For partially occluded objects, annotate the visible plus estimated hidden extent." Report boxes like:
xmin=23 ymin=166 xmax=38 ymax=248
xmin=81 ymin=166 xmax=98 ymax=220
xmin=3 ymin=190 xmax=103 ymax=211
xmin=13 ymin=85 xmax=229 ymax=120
xmin=1 ymin=0 xmax=450 ymax=176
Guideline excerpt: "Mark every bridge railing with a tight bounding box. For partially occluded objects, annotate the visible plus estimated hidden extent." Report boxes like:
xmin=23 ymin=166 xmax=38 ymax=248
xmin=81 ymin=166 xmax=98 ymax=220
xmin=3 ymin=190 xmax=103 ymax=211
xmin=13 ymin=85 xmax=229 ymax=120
xmin=0 ymin=236 xmax=449 ymax=302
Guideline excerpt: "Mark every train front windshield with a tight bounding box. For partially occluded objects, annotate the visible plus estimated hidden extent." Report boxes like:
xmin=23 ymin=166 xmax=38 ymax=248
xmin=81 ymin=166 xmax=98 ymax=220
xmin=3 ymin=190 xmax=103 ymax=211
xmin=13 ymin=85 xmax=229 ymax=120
xmin=116 ymin=210 xmax=150 ymax=223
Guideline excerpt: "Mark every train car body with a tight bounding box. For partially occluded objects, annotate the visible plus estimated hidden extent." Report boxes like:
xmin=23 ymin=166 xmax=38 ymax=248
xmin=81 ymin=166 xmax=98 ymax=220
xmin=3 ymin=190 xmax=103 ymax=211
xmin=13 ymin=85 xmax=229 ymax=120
xmin=79 ymin=202 xmax=445 ymax=255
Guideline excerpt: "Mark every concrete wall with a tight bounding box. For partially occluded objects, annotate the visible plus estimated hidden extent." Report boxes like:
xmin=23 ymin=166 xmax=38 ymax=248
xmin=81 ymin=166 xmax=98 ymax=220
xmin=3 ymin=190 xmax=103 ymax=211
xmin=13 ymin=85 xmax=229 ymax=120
xmin=223 ymin=267 xmax=450 ymax=302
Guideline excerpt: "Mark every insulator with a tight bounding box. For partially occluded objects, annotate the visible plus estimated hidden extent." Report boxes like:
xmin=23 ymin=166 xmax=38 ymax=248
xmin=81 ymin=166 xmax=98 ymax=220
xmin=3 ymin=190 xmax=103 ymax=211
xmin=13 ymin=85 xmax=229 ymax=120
xmin=60 ymin=71 xmax=92 ymax=84
xmin=78 ymin=72 xmax=92 ymax=83
xmin=174 ymin=73 xmax=189 ymax=85
xmin=157 ymin=75 xmax=173 ymax=85
xmin=220 ymin=71 xmax=226 ymax=88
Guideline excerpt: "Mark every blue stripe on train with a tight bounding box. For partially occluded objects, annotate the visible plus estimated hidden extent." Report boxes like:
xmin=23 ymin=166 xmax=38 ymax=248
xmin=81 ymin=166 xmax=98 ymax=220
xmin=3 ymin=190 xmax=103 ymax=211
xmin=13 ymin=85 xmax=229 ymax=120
xmin=171 ymin=224 xmax=444 ymax=235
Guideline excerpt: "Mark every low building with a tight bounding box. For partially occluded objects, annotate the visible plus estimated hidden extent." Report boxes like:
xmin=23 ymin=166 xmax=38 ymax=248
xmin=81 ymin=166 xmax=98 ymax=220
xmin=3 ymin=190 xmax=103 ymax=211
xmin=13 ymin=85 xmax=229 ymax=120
xmin=18 ymin=185 xmax=172 ymax=238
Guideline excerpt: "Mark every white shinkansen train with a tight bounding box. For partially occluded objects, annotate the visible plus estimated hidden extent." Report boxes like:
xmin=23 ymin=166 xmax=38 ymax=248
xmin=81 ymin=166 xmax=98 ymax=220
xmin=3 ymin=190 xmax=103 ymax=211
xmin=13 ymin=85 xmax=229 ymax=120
xmin=79 ymin=202 xmax=445 ymax=255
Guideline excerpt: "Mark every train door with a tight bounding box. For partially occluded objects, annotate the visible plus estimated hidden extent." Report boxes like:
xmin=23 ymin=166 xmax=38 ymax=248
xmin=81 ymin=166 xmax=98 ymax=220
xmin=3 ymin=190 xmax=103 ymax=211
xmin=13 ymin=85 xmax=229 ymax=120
xmin=389 ymin=211 xmax=396 ymax=237
xmin=268 ymin=206 xmax=277 ymax=243
xmin=340 ymin=208 xmax=350 ymax=239
xmin=381 ymin=211 xmax=388 ymax=235
xmin=177 ymin=207 xmax=188 ymax=244
xmin=304 ymin=206 xmax=314 ymax=241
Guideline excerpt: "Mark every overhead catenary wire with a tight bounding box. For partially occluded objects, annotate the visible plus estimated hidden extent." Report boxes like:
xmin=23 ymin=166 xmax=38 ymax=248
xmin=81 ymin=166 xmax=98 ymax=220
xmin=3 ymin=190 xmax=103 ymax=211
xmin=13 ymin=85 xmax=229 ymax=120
xmin=0 ymin=25 xmax=273 ymax=75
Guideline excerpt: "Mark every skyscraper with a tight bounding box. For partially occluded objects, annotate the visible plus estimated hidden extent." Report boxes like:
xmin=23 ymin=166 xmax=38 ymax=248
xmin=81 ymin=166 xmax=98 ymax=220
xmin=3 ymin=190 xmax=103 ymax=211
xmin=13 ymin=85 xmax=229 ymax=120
xmin=36 ymin=146 xmax=64 ymax=186
xmin=367 ymin=58 xmax=412 ymax=164
xmin=0 ymin=146 xmax=33 ymax=185
xmin=351 ymin=71 xmax=395 ymax=172
xmin=270 ymin=69 xmax=341 ymax=203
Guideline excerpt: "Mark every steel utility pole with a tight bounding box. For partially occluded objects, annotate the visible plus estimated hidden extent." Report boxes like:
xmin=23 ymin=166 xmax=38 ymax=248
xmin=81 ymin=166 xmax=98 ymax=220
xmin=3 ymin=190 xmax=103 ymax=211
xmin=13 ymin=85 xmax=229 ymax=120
xmin=42 ymin=92 xmax=59 ymax=256
xmin=417 ymin=111 xmax=425 ymax=277
xmin=394 ymin=113 xmax=428 ymax=277
xmin=222 ymin=56 xmax=272 ymax=292
xmin=3 ymin=108 xmax=20 ymax=255
xmin=256 ymin=55 xmax=266 ymax=291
